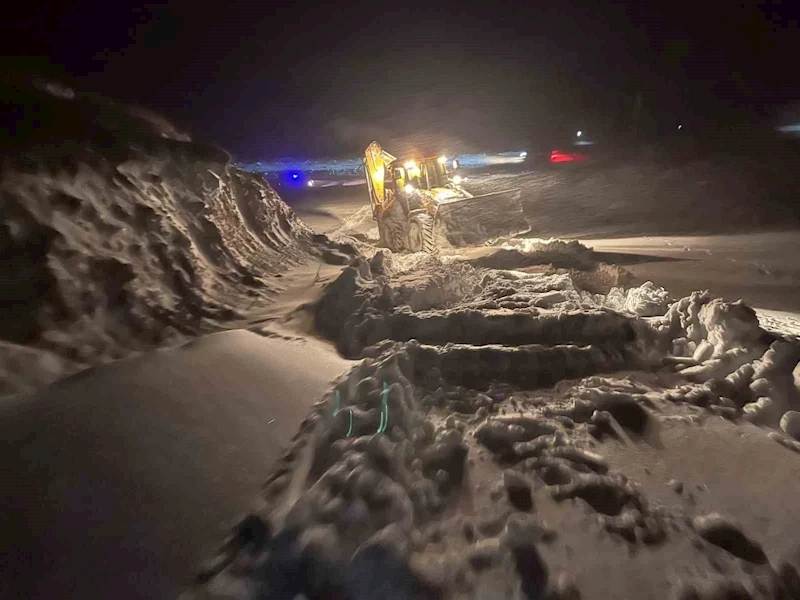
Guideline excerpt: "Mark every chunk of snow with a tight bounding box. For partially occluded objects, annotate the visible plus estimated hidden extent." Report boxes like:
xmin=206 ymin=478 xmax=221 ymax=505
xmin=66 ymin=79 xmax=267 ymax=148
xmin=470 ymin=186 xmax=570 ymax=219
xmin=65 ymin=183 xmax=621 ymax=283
xmin=780 ymin=411 xmax=800 ymax=441
xmin=604 ymin=281 xmax=670 ymax=317
xmin=499 ymin=238 xmax=595 ymax=270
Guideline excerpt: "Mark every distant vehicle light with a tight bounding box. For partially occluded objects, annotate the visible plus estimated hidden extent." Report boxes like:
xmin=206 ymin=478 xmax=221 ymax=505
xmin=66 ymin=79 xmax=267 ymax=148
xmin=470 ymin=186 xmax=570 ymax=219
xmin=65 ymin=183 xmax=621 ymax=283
xmin=550 ymin=149 xmax=587 ymax=163
xmin=452 ymin=175 xmax=463 ymax=184
xmin=452 ymin=159 xmax=459 ymax=169
xmin=291 ymin=172 xmax=299 ymax=180
xmin=404 ymin=184 xmax=415 ymax=193
xmin=520 ymin=151 xmax=528 ymax=158
xmin=307 ymin=180 xmax=315 ymax=187
xmin=404 ymin=160 xmax=416 ymax=169
xmin=677 ymin=124 xmax=683 ymax=130
xmin=576 ymin=130 xmax=582 ymax=137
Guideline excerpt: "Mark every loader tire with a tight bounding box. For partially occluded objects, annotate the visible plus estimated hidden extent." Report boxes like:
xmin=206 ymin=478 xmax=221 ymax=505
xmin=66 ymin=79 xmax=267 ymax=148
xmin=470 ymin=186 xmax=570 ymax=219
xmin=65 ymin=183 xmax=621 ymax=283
xmin=377 ymin=201 xmax=408 ymax=253
xmin=407 ymin=213 xmax=437 ymax=254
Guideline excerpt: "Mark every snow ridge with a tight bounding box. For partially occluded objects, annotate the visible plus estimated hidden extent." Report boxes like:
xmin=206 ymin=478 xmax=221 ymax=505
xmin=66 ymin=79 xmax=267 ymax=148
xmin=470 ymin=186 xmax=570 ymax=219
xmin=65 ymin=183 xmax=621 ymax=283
xmin=0 ymin=79 xmax=314 ymax=394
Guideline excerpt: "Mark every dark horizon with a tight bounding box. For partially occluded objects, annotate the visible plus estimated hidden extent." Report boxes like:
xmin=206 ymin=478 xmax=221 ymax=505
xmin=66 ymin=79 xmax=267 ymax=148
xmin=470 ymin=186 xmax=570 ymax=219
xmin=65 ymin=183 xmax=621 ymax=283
xmin=4 ymin=1 xmax=799 ymax=159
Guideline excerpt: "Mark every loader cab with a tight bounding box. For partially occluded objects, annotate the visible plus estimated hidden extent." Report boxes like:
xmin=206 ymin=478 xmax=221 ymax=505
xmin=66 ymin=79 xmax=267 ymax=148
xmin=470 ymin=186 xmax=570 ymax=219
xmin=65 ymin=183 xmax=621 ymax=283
xmin=389 ymin=156 xmax=455 ymax=192
xmin=422 ymin=158 xmax=450 ymax=188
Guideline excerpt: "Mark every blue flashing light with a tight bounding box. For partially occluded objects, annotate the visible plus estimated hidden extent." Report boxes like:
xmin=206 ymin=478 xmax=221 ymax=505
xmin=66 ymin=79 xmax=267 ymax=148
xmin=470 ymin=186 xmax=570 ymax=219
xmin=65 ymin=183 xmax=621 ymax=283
xmin=237 ymin=149 xmax=536 ymax=178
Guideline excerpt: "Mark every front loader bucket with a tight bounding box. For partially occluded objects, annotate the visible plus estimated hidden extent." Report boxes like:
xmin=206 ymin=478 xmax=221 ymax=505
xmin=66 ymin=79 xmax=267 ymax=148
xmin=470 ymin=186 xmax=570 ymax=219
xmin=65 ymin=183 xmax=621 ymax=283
xmin=437 ymin=188 xmax=528 ymax=247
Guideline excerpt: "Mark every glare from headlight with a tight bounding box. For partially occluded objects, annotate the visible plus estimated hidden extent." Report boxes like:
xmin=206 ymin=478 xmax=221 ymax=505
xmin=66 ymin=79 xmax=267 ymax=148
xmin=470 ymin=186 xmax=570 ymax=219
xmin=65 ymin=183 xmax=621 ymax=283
xmin=452 ymin=175 xmax=463 ymax=184
xmin=404 ymin=160 xmax=416 ymax=169
xmin=404 ymin=184 xmax=415 ymax=193
xmin=307 ymin=180 xmax=315 ymax=187
xmin=437 ymin=156 xmax=447 ymax=164
xmin=519 ymin=151 xmax=528 ymax=158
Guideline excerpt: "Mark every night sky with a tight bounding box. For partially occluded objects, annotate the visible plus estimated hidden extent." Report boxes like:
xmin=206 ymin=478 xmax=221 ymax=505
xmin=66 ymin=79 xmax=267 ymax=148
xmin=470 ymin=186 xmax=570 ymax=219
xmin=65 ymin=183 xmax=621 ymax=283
xmin=3 ymin=1 xmax=799 ymax=158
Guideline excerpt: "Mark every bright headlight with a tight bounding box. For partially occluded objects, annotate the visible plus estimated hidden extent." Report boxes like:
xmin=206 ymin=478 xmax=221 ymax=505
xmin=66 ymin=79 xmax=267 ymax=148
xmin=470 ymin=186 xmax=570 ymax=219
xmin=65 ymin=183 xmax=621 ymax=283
xmin=404 ymin=184 xmax=415 ymax=193
xmin=404 ymin=160 xmax=416 ymax=170
xmin=307 ymin=180 xmax=315 ymax=187
xmin=437 ymin=156 xmax=447 ymax=164
xmin=452 ymin=175 xmax=463 ymax=184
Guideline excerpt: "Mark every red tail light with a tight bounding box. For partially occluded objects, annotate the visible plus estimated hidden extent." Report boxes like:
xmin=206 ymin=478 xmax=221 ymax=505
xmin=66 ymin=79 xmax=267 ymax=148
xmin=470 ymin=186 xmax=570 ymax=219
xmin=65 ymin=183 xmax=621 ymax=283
xmin=550 ymin=149 xmax=586 ymax=163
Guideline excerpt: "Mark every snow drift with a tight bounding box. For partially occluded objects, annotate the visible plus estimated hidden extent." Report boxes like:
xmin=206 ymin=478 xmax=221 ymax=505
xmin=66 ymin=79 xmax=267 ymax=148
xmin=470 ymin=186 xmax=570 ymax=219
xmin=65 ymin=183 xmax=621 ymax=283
xmin=0 ymin=78 xmax=321 ymax=395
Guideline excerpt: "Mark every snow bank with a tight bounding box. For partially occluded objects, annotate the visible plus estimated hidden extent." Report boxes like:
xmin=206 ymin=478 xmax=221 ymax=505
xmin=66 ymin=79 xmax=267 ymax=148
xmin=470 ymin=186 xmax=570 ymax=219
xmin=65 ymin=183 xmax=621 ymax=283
xmin=315 ymin=256 xmax=664 ymax=361
xmin=0 ymin=78 xmax=322 ymax=394
xmin=189 ymin=341 xmax=644 ymax=598
xmin=191 ymin=247 xmax=800 ymax=598
xmin=316 ymin=254 xmax=799 ymax=428
xmin=500 ymin=237 xmax=590 ymax=257
xmin=637 ymin=291 xmax=800 ymax=429
xmin=469 ymin=238 xmax=596 ymax=271
xmin=326 ymin=205 xmax=380 ymax=258
xmin=192 ymin=337 xmax=797 ymax=599
xmin=317 ymin=251 xmax=800 ymax=427
xmin=335 ymin=204 xmax=376 ymax=237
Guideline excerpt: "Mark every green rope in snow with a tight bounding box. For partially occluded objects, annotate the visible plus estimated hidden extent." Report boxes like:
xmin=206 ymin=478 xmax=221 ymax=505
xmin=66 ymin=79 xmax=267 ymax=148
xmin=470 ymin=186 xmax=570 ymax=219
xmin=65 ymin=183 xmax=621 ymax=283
xmin=335 ymin=383 xmax=389 ymax=439
xmin=333 ymin=389 xmax=354 ymax=438
xmin=377 ymin=381 xmax=389 ymax=434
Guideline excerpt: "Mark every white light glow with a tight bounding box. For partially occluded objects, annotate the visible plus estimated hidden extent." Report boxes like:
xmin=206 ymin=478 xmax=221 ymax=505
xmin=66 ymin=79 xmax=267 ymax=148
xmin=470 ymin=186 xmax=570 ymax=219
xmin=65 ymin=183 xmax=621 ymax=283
xmin=452 ymin=175 xmax=463 ymax=184
xmin=404 ymin=184 xmax=415 ymax=193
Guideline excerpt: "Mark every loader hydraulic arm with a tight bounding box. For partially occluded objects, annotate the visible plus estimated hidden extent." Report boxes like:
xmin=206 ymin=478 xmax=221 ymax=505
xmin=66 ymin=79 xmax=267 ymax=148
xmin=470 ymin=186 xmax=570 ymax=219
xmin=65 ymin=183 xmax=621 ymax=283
xmin=364 ymin=141 xmax=397 ymax=217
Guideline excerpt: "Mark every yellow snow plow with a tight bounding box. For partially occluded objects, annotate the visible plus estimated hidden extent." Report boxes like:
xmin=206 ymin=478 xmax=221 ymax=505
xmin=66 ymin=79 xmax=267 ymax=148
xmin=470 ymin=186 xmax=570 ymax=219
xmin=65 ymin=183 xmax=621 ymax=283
xmin=363 ymin=141 xmax=528 ymax=253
